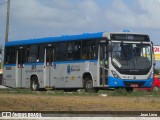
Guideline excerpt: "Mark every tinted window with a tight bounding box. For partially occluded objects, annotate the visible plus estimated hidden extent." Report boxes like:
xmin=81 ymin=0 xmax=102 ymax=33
xmin=5 ymin=47 xmax=16 ymax=64
xmin=82 ymin=40 xmax=97 ymax=60
xmin=27 ymin=45 xmax=38 ymax=62
xmin=67 ymin=41 xmax=81 ymax=60
xmin=39 ymin=44 xmax=46 ymax=62
xmin=54 ymin=42 xmax=67 ymax=61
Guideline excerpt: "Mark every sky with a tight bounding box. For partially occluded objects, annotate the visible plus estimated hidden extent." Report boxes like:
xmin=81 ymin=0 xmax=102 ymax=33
xmin=0 ymin=0 xmax=160 ymax=45
xmin=0 ymin=0 xmax=160 ymax=67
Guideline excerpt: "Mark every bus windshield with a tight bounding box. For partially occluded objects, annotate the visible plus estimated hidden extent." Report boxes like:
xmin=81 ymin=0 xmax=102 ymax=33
xmin=111 ymin=42 xmax=152 ymax=75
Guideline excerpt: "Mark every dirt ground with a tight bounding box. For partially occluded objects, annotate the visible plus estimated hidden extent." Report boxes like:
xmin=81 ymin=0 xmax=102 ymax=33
xmin=0 ymin=93 xmax=160 ymax=111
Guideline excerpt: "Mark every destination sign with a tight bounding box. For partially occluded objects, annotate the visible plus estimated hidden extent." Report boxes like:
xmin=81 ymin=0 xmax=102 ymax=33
xmin=110 ymin=34 xmax=150 ymax=42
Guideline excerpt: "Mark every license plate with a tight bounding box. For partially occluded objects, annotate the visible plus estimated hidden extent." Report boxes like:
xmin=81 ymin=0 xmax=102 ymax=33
xmin=130 ymin=84 xmax=138 ymax=87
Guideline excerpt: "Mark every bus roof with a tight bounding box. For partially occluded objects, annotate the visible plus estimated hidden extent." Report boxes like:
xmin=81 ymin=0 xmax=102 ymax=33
xmin=5 ymin=32 xmax=103 ymax=47
xmin=5 ymin=31 xmax=150 ymax=47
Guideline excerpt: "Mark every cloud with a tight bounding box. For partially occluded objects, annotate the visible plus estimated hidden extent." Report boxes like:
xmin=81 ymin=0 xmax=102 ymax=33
xmin=8 ymin=0 xmax=106 ymax=40
xmin=0 ymin=0 xmax=160 ymax=44
xmin=105 ymin=0 xmax=160 ymax=30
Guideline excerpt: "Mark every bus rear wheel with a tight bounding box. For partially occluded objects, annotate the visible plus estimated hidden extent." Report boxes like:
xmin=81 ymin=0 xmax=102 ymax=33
xmin=31 ymin=76 xmax=39 ymax=91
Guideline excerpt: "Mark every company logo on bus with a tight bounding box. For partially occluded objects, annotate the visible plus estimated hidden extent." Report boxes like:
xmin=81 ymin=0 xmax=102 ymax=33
xmin=67 ymin=64 xmax=80 ymax=74
xmin=67 ymin=64 xmax=71 ymax=74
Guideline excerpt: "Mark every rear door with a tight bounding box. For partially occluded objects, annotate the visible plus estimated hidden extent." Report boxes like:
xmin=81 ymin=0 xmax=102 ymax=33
xmin=16 ymin=49 xmax=25 ymax=88
xmin=44 ymin=47 xmax=54 ymax=87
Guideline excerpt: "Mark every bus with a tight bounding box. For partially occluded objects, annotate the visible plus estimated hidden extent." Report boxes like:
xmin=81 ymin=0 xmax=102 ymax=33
xmin=3 ymin=32 xmax=154 ymax=92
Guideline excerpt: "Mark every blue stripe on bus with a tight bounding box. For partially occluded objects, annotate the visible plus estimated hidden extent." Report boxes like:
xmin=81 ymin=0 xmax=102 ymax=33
xmin=4 ymin=60 xmax=97 ymax=67
xmin=24 ymin=62 xmax=44 ymax=66
xmin=54 ymin=60 xmax=98 ymax=64
xmin=4 ymin=64 xmax=16 ymax=67
xmin=108 ymin=76 xmax=153 ymax=87
xmin=4 ymin=63 xmax=44 ymax=66
xmin=5 ymin=32 xmax=103 ymax=46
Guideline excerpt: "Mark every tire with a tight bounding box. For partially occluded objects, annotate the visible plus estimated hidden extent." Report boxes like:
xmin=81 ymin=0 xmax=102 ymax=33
xmin=31 ymin=76 xmax=39 ymax=91
xmin=152 ymin=86 xmax=159 ymax=92
xmin=84 ymin=78 xmax=96 ymax=93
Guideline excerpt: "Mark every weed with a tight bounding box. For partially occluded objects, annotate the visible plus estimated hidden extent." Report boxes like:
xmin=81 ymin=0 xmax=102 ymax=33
xmin=0 ymin=88 xmax=160 ymax=97
xmin=32 ymin=105 xmax=38 ymax=111
xmin=134 ymin=98 xmax=140 ymax=103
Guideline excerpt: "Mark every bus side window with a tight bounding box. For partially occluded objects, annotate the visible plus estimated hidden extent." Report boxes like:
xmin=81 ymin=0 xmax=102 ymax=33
xmin=46 ymin=48 xmax=54 ymax=62
xmin=55 ymin=42 xmax=67 ymax=61
xmin=54 ymin=43 xmax=59 ymax=61
xmin=5 ymin=48 xmax=10 ymax=64
xmin=5 ymin=47 xmax=16 ymax=64
xmin=74 ymin=41 xmax=81 ymax=60
xmin=82 ymin=40 xmax=97 ymax=60
xmin=67 ymin=41 xmax=81 ymax=60
xmin=39 ymin=44 xmax=45 ymax=62
xmin=68 ymin=42 xmax=73 ymax=60
xmin=27 ymin=45 xmax=38 ymax=63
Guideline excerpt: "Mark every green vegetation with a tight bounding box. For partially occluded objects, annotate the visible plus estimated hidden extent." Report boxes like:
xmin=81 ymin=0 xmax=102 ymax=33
xmin=0 ymin=88 xmax=160 ymax=97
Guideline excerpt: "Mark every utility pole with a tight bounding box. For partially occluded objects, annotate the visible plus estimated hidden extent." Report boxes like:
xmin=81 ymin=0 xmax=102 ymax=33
xmin=5 ymin=0 xmax=10 ymax=43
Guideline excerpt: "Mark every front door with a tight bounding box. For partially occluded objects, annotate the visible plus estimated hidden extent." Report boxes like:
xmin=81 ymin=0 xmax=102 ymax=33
xmin=99 ymin=44 xmax=108 ymax=86
xmin=16 ymin=49 xmax=25 ymax=88
xmin=44 ymin=47 xmax=54 ymax=87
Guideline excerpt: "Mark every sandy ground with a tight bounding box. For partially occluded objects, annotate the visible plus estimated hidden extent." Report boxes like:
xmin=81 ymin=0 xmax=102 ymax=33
xmin=0 ymin=93 xmax=160 ymax=111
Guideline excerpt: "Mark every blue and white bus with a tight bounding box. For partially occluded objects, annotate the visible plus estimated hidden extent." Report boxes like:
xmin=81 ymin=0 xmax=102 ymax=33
xmin=3 ymin=32 xmax=154 ymax=92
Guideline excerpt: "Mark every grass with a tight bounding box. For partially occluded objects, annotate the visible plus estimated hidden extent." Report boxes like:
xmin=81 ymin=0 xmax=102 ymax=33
xmin=0 ymin=88 xmax=160 ymax=97
xmin=0 ymin=88 xmax=160 ymax=112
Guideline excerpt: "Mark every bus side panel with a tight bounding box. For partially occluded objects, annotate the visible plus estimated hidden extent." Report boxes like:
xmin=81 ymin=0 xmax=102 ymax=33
xmin=3 ymin=65 xmax=16 ymax=88
xmin=44 ymin=64 xmax=54 ymax=88
xmin=53 ymin=63 xmax=65 ymax=88
xmin=23 ymin=65 xmax=30 ymax=88
xmin=44 ymin=65 xmax=49 ymax=87
xmin=65 ymin=62 xmax=83 ymax=88
xmin=53 ymin=61 xmax=98 ymax=89
xmin=53 ymin=62 xmax=83 ymax=88
xmin=16 ymin=65 xmax=25 ymax=88
xmin=24 ymin=64 xmax=44 ymax=88
xmin=84 ymin=61 xmax=99 ymax=87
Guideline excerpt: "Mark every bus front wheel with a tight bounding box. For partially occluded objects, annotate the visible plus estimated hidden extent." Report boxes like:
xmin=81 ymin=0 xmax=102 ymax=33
xmin=31 ymin=76 xmax=39 ymax=91
xmin=84 ymin=78 xmax=98 ymax=93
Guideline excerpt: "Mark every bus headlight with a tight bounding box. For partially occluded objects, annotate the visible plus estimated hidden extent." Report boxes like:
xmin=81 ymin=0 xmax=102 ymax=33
xmin=111 ymin=70 xmax=120 ymax=79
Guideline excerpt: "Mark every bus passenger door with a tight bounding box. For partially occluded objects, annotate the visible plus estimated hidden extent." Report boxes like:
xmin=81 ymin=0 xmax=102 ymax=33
xmin=17 ymin=49 xmax=25 ymax=88
xmin=99 ymin=44 xmax=108 ymax=86
xmin=44 ymin=48 xmax=54 ymax=87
